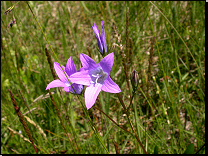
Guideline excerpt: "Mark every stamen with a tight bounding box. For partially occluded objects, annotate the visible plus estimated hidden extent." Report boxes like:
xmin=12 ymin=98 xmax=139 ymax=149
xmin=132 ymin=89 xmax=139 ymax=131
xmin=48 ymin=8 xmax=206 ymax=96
xmin=89 ymin=67 xmax=108 ymax=85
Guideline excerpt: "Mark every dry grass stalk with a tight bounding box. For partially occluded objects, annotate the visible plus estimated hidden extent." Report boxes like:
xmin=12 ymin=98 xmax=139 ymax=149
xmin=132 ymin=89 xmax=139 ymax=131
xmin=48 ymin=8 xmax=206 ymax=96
xmin=8 ymin=89 xmax=38 ymax=154
xmin=24 ymin=116 xmax=47 ymax=139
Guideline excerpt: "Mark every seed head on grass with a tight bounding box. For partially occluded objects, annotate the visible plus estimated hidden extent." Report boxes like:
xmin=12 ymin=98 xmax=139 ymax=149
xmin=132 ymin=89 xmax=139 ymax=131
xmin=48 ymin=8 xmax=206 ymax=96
xmin=8 ymin=89 xmax=38 ymax=154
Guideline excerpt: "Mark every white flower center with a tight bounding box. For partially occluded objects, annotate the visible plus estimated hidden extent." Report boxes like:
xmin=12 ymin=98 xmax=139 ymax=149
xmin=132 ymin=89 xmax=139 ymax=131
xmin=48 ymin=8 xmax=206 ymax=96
xmin=89 ymin=67 xmax=108 ymax=85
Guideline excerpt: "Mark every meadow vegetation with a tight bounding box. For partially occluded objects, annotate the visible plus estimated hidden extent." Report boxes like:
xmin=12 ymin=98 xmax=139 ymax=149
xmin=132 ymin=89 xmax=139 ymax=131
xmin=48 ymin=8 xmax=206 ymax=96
xmin=1 ymin=1 xmax=205 ymax=154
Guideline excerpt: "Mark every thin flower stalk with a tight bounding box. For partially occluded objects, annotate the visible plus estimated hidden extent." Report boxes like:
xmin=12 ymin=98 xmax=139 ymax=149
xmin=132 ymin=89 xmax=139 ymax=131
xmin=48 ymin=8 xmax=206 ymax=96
xmin=117 ymin=92 xmax=147 ymax=154
xmin=48 ymin=90 xmax=79 ymax=153
xmin=127 ymin=70 xmax=139 ymax=111
xmin=94 ymin=107 xmax=132 ymax=135
xmin=27 ymin=2 xmax=111 ymax=152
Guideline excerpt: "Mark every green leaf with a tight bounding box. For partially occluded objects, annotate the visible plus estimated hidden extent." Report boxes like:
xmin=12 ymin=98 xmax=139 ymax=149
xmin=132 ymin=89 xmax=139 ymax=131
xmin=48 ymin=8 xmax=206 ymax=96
xmin=183 ymin=143 xmax=194 ymax=154
xmin=154 ymin=146 xmax=158 ymax=154
xmin=181 ymin=73 xmax=189 ymax=81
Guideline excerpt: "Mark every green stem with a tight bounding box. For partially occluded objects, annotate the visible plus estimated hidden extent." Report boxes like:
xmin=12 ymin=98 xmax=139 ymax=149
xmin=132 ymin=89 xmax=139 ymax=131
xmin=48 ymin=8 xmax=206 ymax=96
xmin=117 ymin=93 xmax=147 ymax=154
xmin=26 ymin=2 xmax=109 ymax=153
xmin=149 ymin=1 xmax=204 ymax=81
xmin=127 ymin=90 xmax=136 ymax=112
xmin=94 ymin=106 xmax=132 ymax=135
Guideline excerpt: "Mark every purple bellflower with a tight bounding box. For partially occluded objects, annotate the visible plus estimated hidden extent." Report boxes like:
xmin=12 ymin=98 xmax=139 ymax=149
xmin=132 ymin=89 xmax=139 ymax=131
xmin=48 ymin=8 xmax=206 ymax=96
xmin=92 ymin=21 xmax=107 ymax=54
xmin=69 ymin=52 xmax=121 ymax=110
xmin=46 ymin=57 xmax=83 ymax=94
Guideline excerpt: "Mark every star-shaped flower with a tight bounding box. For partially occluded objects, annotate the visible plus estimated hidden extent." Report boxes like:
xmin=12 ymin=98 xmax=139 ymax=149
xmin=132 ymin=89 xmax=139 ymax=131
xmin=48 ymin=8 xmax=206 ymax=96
xmin=92 ymin=21 xmax=107 ymax=54
xmin=46 ymin=57 xmax=83 ymax=94
xmin=69 ymin=52 xmax=121 ymax=110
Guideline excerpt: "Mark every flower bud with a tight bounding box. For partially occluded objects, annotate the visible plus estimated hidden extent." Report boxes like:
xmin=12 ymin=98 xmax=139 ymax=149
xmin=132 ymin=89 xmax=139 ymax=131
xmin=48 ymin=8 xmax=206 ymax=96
xmin=131 ymin=70 xmax=139 ymax=91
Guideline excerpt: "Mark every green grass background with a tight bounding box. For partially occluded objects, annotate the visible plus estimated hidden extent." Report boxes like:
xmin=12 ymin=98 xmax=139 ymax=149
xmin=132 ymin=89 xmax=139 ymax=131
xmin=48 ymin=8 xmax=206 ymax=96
xmin=1 ymin=1 xmax=205 ymax=154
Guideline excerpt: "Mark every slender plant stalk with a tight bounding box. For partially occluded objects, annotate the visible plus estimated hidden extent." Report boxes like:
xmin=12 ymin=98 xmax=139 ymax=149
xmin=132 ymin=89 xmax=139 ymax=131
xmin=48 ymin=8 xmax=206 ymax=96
xmin=125 ymin=7 xmax=129 ymax=66
xmin=145 ymin=3 xmax=181 ymax=125
xmin=113 ymin=141 xmax=120 ymax=154
xmin=18 ymin=89 xmax=32 ymax=116
xmin=149 ymin=1 xmax=204 ymax=81
xmin=146 ymin=36 xmax=156 ymax=116
xmin=195 ymin=143 xmax=205 ymax=154
xmin=122 ymin=6 xmax=131 ymax=100
xmin=94 ymin=107 xmax=132 ymax=135
xmin=45 ymin=47 xmax=63 ymax=99
xmin=45 ymin=47 xmax=57 ymax=80
xmin=117 ymin=93 xmax=147 ymax=154
xmin=129 ymin=38 xmax=133 ymax=71
xmin=8 ymin=89 xmax=38 ymax=154
xmin=48 ymin=90 xmax=79 ymax=153
xmin=127 ymin=89 xmax=136 ymax=112
xmin=26 ymin=2 xmax=109 ymax=153
xmin=14 ymin=49 xmax=23 ymax=92
xmin=121 ymin=50 xmax=131 ymax=99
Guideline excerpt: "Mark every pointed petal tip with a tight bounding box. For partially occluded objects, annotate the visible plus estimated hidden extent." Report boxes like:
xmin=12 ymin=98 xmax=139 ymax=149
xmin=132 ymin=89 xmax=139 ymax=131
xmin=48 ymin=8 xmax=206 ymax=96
xmin=66 ymin=56 xmax=77 ymax=76
xmin=101 ymin=77 xmax=121 ymax=93
xmin=86 ymin=105 xmax=91 ymax=110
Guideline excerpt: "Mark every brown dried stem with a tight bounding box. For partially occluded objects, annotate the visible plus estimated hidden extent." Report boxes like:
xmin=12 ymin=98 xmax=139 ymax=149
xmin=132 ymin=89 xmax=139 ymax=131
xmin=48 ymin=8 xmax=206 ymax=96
xmin=126 ymin=7 xmax=129 ymax=66
xmin=129 ymin=38 xmax=133 ymax=71
xmin=113 ymin=141 xmax=120 ymax=154
xmin=121 ymin=50 xmax=131 ymax=100
xmin=18 ymin=89 xmax=32 ymax=116
xmin=8 ymin=89 xmax=38 ymax=154
xmin=146 ymin=37 xmax=156 ymax=115
xmin=121 ymin=7 xmax=131 ymax=100
xmin=93 ymin=106 xmax=132 ymax=135
xmin=45 ymin=47 xmax=63 ymax=99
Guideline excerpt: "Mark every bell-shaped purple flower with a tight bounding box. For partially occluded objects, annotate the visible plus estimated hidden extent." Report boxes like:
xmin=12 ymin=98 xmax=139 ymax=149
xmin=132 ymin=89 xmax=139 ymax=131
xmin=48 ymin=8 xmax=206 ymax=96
xmin=46 ymin=57 xmax=83 ymax=94
xmin=92 ymin=21 xmax=107 ymax=54
xmin=69 ymin=52 xmax=121 ymax=110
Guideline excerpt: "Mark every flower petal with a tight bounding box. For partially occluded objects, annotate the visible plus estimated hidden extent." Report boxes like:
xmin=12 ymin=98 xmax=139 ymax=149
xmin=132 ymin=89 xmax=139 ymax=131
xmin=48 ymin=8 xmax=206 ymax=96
xmin=98 ymin=52 xmax=114 ymax=75
xmin=101 ymin=76 xmax=121 ymax=93
xmin=69 ymin=83 xmax=84 ymax=94
xmin=65 ymin=57 xmax=77 ymax=76
xmin=69 ymin=70 xmax=91 ymax=86
xmin=54 ymin=62 xmax=68 ymax=83
xmin=63 ymin=84 xmax=83 ymax=94
xmin=92 ymin=23 xmax=103 ymax=53
xmin=46 ymin=79 xmax=67 ymax=90
xmin=101 ymin=21 xmax=107 ymax=53
xmin=78 ymin=67 xmax=85 ymax=72
xmin=85 ymin=83 xmax=102 ymax=110
xmin=63 ymin=87 xmax=70 ymax=92
xmin=80 ymin=53 xmax=98 ymax=70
